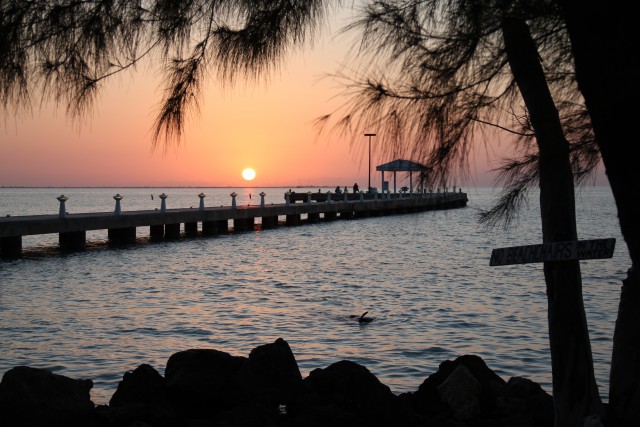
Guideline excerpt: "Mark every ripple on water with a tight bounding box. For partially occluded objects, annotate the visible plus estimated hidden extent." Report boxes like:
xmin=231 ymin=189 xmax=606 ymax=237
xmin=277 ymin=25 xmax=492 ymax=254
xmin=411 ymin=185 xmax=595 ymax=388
xmin=0 ymin=187 xmax=625 ymax=403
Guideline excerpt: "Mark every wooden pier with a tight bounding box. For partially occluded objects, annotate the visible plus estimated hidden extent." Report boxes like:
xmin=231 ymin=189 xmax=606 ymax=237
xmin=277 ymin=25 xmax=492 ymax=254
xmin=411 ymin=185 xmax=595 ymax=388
xmin=0 ymin=191 xmax=467 ymax=258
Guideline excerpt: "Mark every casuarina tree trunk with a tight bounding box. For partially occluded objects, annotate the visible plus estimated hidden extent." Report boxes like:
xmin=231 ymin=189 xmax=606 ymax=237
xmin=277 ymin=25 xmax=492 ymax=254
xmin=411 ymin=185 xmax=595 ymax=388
xmin=501 ymin=17 xmax=604 ymax=426
xmin=560 ymin=2 xmax=640 ymax=425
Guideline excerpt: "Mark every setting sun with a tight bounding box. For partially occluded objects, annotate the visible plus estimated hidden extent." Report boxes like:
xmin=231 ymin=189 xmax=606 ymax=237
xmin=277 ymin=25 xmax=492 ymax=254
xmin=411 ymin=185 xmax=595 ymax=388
xmin=242 ymin=168 xmax=256 ymax=181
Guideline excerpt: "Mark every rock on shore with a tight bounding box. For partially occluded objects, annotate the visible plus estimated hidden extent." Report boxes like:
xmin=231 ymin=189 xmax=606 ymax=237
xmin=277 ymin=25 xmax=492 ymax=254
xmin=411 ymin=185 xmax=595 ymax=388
xmin=0 ymin=338 xmax=554 ymax=426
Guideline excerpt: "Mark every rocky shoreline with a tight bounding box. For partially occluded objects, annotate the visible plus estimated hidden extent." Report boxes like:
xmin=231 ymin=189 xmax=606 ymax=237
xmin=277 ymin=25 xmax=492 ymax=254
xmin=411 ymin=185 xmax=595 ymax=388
xmin=0 ymin=338 xmax=554 ymax=426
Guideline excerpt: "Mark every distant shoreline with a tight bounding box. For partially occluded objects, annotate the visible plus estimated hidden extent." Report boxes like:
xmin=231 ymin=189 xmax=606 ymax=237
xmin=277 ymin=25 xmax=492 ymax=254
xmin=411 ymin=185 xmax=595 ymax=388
xmin=0 ymin=185 xmax=333 ymax=189
xmin=0 ymin=184 xmax=612 ymax=189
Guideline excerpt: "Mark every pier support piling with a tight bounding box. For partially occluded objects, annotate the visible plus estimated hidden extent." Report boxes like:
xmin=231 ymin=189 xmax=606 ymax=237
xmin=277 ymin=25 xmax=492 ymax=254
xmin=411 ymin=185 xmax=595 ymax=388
xmin=164 ymin=223 xmax=180 ymax=239
xmin=59 ymin=231 xmax=86 ymax=251
xmin=324 ymin=211 xmax=337 ymax=221
xmin=261 ymin=216 xmax=277 ymax=229
xmin=234 ymin=217 xmax=254 ymax=232
xmin=108 ymin=227 xmax=136 ymax=244
xmin=286 ymin=214 xmax=300 ymax=226
xmin=340 ymin=210 xmax=354 ymax=220
xmin=1 ymin=236 xmax=22 ymax=258
xmin=150 ymin=225 xmax=164 ymax=240
xmin=202 ymin=221 xmax=217 ymax=235
xmin=235 ymin=218 xmax=246 ymax=232
xmin=184 ymin=222 xmax=198 ymax=236
xmin=216 ymin=220 xmax=229 ymax=234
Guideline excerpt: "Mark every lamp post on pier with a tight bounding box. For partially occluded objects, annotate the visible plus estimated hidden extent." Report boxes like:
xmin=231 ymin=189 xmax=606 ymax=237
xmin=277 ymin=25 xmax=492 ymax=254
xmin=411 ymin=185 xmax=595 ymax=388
xmin=365 ymin=133 xmax=376 ymax=192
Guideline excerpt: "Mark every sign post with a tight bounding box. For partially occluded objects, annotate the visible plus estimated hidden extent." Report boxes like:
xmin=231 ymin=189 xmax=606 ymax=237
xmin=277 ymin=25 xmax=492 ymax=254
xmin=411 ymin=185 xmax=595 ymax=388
xmin=490 ymin=238 xmax=616 ymax=267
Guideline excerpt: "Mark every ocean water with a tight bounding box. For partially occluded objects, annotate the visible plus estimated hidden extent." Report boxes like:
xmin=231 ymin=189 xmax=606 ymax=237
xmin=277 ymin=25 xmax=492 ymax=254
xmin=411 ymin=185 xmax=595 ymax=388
xmin=0 ymin=186 xmax=628 ymax=404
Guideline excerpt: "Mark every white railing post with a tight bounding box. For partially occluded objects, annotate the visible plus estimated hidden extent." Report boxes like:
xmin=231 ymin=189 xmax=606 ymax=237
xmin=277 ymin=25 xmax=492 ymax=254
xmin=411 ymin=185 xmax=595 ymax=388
xmin=159 ymin=193 xmax=168 ymax=212
xmin=57 ymin=195 xmax=68 ymax=217
xmin=114 ymin=194 xmax=123 ymax=215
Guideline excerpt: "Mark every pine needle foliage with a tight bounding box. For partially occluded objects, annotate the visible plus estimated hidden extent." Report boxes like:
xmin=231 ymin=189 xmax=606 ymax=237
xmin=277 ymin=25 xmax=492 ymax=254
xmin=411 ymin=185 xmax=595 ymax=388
xmin=316 ymin=0 xmax=599 ymax=227
xmin=0 ymin=0 xmax=332 ymax=147
xmin=1 ymin=0 xmax=600 ymax=225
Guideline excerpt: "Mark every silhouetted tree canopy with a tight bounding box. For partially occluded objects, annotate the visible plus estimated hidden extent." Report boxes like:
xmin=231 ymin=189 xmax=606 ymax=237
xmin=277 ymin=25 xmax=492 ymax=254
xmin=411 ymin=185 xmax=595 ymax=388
xmin=0 ymin=0 xmax=331 ymax=146
xmin=315 ymin=0 xmax=599 ymax=226
xmin=1 ymin=1 xmax=598 ymax=196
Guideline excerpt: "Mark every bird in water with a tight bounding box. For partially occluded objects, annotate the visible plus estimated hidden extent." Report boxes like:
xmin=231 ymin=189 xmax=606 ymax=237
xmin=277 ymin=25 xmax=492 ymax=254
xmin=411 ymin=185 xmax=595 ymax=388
xmin=350 ymin=311 xmax=373 ymax=323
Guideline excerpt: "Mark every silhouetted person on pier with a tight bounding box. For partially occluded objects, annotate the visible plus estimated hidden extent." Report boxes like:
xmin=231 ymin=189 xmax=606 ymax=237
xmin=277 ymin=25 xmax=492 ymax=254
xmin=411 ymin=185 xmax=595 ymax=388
xmin=344 ymin=186 xmax=348 ymax=193
xmin=353 ymin=183 xmax=359 ymax=193
xmin=335 ymin=186 xmax=342 ymax=194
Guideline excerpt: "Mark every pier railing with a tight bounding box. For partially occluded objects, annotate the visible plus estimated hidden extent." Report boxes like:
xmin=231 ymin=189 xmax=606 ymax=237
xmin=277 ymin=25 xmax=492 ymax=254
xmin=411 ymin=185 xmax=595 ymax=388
xmin=0 ymin=191 xmax=468 ymax=258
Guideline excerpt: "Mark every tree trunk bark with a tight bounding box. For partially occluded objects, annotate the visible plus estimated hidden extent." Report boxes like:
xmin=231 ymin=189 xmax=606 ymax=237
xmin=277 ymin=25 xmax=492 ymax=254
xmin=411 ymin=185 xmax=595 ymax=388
xmin=501 ymin=17 xmax=604 ymax=426
xmin=559 ymin=2 xmax=640 ymax=424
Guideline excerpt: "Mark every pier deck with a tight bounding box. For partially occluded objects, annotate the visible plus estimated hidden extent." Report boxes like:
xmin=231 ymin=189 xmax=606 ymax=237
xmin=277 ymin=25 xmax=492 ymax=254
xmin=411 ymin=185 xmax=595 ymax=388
xmin=0 ymin=191 xmax=467 ymax=258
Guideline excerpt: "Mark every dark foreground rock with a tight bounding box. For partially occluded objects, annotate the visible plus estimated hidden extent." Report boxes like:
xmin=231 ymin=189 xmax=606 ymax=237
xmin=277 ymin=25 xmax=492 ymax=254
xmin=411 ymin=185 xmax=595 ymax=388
xmin=290 ymin=360 xmax=414 ymax=427
xmin=404 ymin=354 xmax=554 ymax=426
xmin=164 ymin=347 xmax=247 ymax=416
xmin=0 ymin=366 xmax=94 ymax=426
xmin=100 ymin=363 xmax=176 ymax=427
xmin=0 ymin=339 xmax=556 ymax=427
xmin=234 ymin=337 xmax=303 ymax=405
xmin=109 ymin=363 xmax=166 ymax=408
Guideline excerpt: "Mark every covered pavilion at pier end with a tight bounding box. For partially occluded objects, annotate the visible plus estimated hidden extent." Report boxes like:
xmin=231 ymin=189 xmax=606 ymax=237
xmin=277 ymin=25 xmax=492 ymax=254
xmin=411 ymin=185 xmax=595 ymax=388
xmin=376 ymin=159 xmax=430 ymax=194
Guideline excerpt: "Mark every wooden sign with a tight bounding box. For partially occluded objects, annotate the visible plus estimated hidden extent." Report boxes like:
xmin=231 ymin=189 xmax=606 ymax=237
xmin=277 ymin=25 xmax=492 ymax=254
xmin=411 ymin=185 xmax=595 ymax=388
xmin=490 ymin=238 xmax=616 ymax=266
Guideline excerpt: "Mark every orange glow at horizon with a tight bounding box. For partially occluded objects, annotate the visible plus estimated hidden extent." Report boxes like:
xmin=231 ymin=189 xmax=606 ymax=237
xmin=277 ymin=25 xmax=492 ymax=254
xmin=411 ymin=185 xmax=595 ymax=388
xmin=0 ymin=7 xmax=588 ymax=189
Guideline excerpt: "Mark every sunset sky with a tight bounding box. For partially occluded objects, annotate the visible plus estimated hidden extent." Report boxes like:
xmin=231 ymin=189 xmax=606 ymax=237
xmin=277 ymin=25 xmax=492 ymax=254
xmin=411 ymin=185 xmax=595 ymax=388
xmin=0 ymin=8 xmax=604 ymax=189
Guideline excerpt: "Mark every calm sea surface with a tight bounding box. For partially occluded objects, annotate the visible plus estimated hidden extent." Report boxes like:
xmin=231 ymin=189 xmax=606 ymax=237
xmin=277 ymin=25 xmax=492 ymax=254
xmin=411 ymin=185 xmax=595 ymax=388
xmin=0 ymin=187 xmax=628 ymax=404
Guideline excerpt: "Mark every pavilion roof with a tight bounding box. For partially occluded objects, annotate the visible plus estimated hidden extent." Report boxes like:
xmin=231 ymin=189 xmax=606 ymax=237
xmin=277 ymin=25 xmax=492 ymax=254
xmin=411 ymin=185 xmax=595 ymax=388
xmin=375 ymin=159 xmax=430 ymax=172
